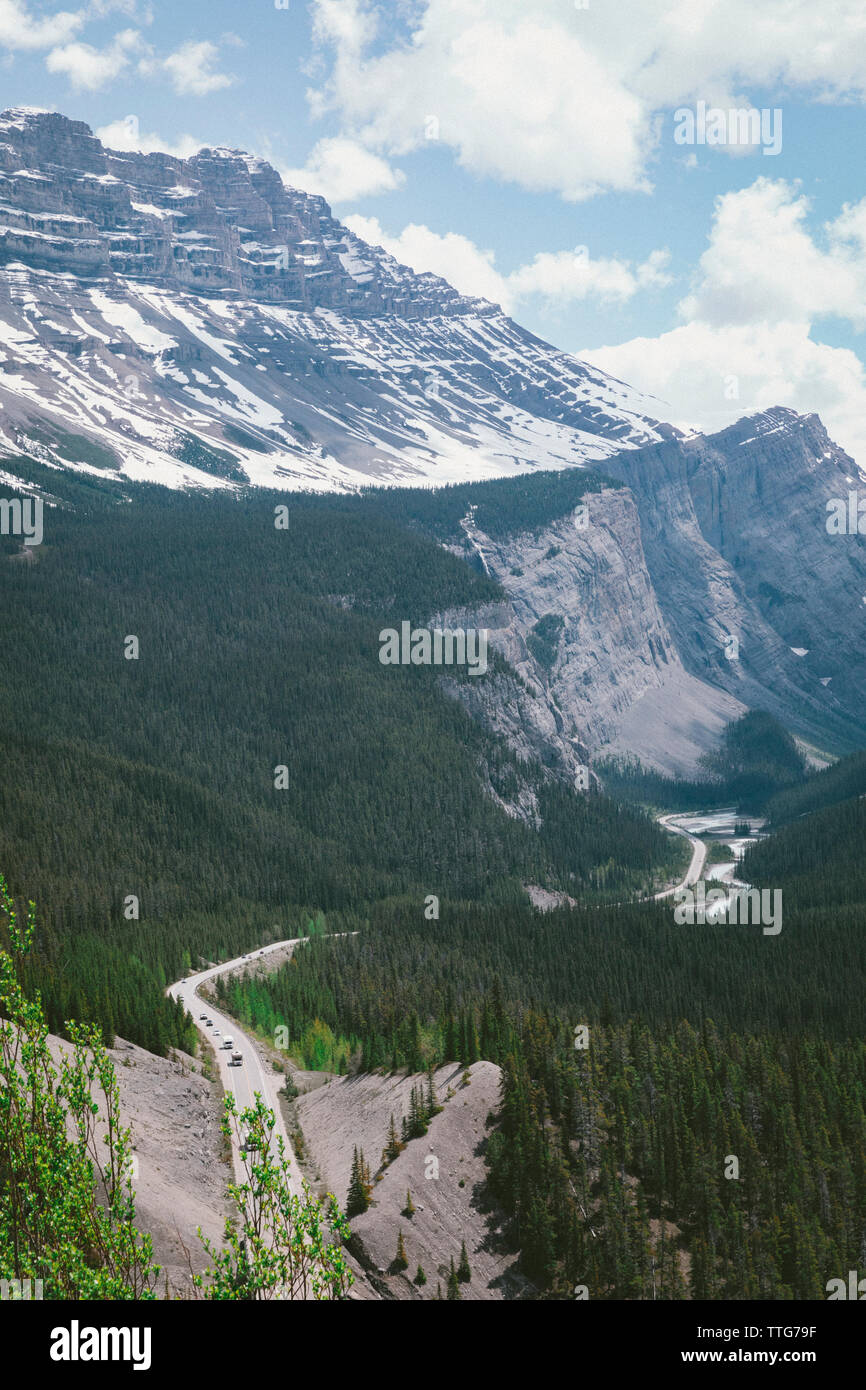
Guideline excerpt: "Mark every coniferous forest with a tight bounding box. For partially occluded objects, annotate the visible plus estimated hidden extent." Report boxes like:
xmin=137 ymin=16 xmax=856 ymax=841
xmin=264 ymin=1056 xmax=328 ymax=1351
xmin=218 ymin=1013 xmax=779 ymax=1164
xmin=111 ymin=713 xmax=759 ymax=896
xmin=0 ymin=461 xmax=678 ymax=1049
xmin=2 ymin=457 xmax=866 ymax=1301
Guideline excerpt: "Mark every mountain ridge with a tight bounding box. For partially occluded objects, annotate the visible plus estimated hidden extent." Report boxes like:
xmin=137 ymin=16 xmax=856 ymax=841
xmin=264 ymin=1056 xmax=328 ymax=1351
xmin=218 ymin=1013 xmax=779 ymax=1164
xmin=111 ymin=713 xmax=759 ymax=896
xmin=0 ymin=107 xmax=670 ymax=491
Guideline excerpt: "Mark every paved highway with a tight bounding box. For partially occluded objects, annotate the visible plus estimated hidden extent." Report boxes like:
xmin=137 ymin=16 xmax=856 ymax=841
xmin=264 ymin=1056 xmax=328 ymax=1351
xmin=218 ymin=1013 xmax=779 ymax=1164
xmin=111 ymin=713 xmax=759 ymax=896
xmin=168 ymin=939 xmax=304 ymax=1196
xmin=653 ymin=812 xmax=708 ymax=898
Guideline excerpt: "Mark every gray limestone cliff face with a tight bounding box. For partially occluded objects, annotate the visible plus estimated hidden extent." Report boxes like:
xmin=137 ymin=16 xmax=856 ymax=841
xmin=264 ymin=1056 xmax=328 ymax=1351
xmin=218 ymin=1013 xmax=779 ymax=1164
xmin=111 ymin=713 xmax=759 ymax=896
xmin=605 ymin=408 xmax=866 ymax=752
xmin=439 ymin=488 xmax=745 ymax=779
xmin=0 ymin=107 xmax=497 ymax=317
xmin=437 ymin=410 xmax=866 ymax=780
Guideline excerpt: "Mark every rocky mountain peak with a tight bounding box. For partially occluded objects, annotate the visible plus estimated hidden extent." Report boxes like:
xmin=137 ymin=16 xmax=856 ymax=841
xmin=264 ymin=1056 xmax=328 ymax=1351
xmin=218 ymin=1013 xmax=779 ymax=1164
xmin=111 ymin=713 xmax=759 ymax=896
xmin=0 ymin=107 xmax=488 ymax=319
xmin=0 ymin=108 xmax=671 ymax=490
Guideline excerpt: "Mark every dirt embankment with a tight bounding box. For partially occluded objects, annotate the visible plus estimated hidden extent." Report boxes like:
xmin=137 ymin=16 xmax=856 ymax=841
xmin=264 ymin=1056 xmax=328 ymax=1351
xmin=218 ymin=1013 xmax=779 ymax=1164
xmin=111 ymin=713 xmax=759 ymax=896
xmin=47 ymin=1033 xmax=231 ymax=1298
xmin=292 ymin=1060 xmax=530 ymax=1300
xmin=41 ymin=1020 xmax=524 ymax=1301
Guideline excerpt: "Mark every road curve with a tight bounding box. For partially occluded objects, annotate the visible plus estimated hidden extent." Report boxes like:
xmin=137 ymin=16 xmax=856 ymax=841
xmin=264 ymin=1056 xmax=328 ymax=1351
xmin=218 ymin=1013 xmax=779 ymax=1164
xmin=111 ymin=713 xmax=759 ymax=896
xmin=653 ymin=813 xmax=708 ymax=899
xmin=167 ymin=939 xmax=304 ymax=1197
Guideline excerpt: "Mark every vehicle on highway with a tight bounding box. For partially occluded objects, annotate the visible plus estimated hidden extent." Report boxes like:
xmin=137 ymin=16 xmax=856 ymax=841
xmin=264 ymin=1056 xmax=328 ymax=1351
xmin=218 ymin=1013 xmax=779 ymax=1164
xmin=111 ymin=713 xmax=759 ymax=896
xmin=199 ymin=1013 xmax=207 ymax=1020
xmin=231 ymin=1051 xmax=243 ymax=1066
xmin=223 ymin=1036 xmax=234 ymax=1049
xmin=205 ymin=1020 xmax=212 ymax=1027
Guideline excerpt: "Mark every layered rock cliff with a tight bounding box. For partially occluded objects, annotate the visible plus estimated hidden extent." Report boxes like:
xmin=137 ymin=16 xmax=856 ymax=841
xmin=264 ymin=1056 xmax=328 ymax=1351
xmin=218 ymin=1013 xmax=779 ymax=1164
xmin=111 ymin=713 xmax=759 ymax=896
xmin=442 ymin=411 xmax=866 ymax=774
xmin=0 ymin=108 xmax=668 ymax=489
xmin=0 ymin=106 xmax=477 ymax=316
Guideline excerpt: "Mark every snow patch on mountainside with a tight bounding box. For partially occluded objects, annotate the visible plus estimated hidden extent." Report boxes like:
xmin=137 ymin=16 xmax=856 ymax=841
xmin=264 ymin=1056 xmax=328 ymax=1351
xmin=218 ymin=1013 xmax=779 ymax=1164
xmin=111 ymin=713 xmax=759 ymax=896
xmin=0 ymin=108 xmax=672 ymax=491
xmin=0 ymin=266 xmax=669 ymax=491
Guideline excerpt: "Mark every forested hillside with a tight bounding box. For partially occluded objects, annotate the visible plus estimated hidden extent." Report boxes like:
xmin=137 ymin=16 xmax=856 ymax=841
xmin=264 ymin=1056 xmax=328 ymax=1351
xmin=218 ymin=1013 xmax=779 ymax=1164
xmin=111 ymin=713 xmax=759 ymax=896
xmin=5 ymin=456 xmax=866 ymax=1302
xmin=696 ymin=711 xmax=808 ymax=812
xmin=346 ymin=468 xmax=612 ymax=543
xmin=223 ymin=906 xmax=866 ymax=1297
xmin=597 ymin=710 xmax=808 ymax=813
xmin=762 ymin=749 xmax=866 ymax=826
xmin=0 ymin=460 xmax=677 ymax=1049
xmin=743 ymin=796 xmax=866 ymax=910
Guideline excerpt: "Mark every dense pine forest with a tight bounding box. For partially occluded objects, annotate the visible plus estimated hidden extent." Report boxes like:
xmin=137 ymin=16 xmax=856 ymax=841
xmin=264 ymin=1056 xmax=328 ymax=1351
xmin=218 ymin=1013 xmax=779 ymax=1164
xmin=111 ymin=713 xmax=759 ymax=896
xmin=744 ymin=796 xmax=866 ymax=910
xmin=4 ymin=457 xmax=866 ymax=1301
xmin=221 ymin=906 xmax=866 ymax=1298
xmin=762 ymin=748 xmax=866 ymax=826
xmin=0 ymin=460 xmax=678 ymax=1050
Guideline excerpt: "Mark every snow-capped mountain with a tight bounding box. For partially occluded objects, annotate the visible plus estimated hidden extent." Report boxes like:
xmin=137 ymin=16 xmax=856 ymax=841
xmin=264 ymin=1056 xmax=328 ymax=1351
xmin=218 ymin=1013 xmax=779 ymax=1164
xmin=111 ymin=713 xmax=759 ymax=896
xmin=0 ymin=108 xmax=673 ymax=491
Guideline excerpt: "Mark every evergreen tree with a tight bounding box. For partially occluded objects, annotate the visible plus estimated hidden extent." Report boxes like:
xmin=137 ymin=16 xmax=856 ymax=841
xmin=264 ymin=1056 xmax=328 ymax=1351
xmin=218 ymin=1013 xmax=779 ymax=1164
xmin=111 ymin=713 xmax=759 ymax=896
xmin=346 ymin=1146 xmax=370 ymax=1218
xmin=383 ymin=1113 xmax=403 ymax=1165
xmin=426 ymin=1067 xmax=440 ymax=1116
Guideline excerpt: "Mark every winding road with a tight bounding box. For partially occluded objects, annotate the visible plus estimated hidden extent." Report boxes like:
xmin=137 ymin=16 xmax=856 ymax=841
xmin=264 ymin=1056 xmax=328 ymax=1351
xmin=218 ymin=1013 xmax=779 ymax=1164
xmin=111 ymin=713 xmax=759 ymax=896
xmin=653 ymin=812 xmax=708 ymax=898
xmin=168 ymin=939 xmax=304 ymax=1196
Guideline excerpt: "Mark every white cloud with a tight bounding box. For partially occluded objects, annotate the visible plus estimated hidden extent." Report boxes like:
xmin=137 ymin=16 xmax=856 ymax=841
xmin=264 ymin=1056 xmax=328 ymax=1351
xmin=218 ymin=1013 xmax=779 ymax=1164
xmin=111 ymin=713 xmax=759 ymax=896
xmin=159 ymin=39 xmax=235 ymax=96
xmin=587 ymin=320 xmax=866 ymax=464
xmin=45 ymin=26 xmax=140 ymax=90
xmin=510 ymin=246 xmax=672 ymax=305
xmin=282 ymin=138 xmax=404 ymax=204
xmin=680 ymin=179 xmax=866 ymax=329
xmin=0 ymin=5 xmax=230 ymax=98
xmin=95 ymin=116 xmax=202 ymax=160
xmin=584 ymin=178 xmax=866 ymax=465
xmin=0 ymin=0 xmax=83 ymax=51
xmin=344 ymin=214 xmax=670 ymax=313
xmin=307 ymin=0 xmax=866 ymax=201
xmin=311 ymin=0 xmax=376 ymax=53
xmin=310 ymin=1 xmax=648 ymax=201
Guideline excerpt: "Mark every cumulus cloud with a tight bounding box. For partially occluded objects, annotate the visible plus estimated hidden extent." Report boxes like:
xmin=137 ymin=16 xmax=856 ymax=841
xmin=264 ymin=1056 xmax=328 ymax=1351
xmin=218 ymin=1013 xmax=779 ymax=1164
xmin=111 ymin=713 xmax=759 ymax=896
xmin=157 ymin=39 xmax=235 ymax=96
xmin=344 ymin=214 xmax=671 ymax=313
xmin=311 ymin=0 xmax=376 ymax=53
xmin=584 ymin=179 xmax=866 ymax=464
xmin=310 ymin=0 xmax=648 ymax=201
xmin=95 ymin=116 xmax=202 ymax=160
xmin=307 ymin=0 xmax=866 ymax=201
xmin=283 ymin=138 xmax=404 ymax=204
xmin=45 ymin=26 xmax=140 ymax=90
xmin=0 ymin=0 xmax=83 ymax=51
xmin=0 ymin=4 xmax=231 ymax=95
xmin=680 ymin=179 xmax=866 ymax=329
xmin=510 ymin=246 xmax=672 ymax=305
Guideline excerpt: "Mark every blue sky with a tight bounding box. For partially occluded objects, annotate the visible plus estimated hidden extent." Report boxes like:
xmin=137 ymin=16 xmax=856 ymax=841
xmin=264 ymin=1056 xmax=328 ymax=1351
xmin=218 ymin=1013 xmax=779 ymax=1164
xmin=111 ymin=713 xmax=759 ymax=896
xmin=4 ymin=0 xmax=866 ymax=458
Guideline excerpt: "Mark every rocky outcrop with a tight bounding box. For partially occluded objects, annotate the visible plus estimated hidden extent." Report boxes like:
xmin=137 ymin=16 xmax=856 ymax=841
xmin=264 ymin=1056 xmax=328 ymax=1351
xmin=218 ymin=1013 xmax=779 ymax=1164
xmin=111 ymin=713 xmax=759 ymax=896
xmin=442 ymin=410 xmax=866 ymax=775
xmin=0 ymin=109 xmax=667 ymax=490
xmin=604 ymin=408 xmax=866 ymax=752
xmin=0 ymin=107 xmax=496 ymax=318
xmin=292 ymin=1061 xmax=524 ymax=1300
xmin=444 ymin=490 xmax=746 ymax=776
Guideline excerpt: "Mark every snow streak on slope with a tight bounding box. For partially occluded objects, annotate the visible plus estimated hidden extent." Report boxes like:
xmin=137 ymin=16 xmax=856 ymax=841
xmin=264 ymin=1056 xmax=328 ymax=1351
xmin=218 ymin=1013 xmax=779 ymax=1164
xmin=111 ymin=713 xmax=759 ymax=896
xmin=0 ymin=264 xmax=668 ymax=491
xmin=0 ymin=109 xmax=672 ymax=492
